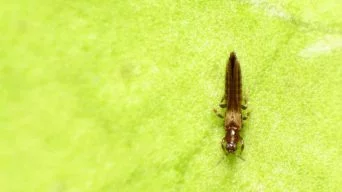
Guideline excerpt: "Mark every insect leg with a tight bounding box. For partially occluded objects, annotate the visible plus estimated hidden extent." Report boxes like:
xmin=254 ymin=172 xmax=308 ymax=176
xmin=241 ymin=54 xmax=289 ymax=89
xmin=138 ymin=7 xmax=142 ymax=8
xmin=213 ymin=109 xmax=224 ymax=118
xmin=220 ymin=94 xmax=226 ymax=102
xmin=219 ymin=103 xmax=227 ymax=108
xmin=242 ymin=112 xmax=250 ymax=120
xmin=241 ymin=89 xmax=248 ymax=110
xmin=221 ymin=138 xmax=226 ymax=152
xmin=219 ymin=94 xmax=227 ymax=108
xmin=240 ymin=137 xmax=244 ymax=154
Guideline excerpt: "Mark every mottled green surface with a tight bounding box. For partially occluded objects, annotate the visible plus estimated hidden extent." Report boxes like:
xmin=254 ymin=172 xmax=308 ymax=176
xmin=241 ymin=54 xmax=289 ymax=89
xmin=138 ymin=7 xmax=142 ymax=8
xmin=1 ymin=0 xmax=342 ymax=191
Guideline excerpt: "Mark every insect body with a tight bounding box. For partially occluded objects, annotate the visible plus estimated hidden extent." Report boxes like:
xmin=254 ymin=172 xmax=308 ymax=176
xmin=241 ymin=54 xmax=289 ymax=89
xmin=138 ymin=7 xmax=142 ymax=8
xmin=214 ymin=52 xmax=247 ymax=154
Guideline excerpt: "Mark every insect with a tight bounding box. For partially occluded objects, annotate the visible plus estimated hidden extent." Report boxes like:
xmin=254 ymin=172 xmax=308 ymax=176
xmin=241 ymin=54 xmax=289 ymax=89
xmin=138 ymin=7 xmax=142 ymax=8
xmin=213 ymin=52 xmax=248 ymax=155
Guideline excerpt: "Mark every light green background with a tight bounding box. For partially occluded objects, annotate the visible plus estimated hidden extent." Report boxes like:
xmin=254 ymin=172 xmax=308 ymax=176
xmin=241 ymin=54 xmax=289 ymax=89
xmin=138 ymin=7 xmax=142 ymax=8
xmin=1 ymin=0 xmax=341 ymax=191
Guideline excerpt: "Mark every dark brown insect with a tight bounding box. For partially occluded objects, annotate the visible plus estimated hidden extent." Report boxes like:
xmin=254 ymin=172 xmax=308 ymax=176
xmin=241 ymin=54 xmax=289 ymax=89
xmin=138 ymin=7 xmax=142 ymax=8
xmin=214 ymin=52 xmax=248 ymax=154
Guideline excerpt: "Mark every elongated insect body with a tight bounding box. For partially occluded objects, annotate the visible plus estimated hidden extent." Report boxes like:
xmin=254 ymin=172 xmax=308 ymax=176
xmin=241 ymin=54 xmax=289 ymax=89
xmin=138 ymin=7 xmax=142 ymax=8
xmin=214 ymin=52 xmax=246 ymax=154
xmin=226 ymin=53 xmax=242 ymax=112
